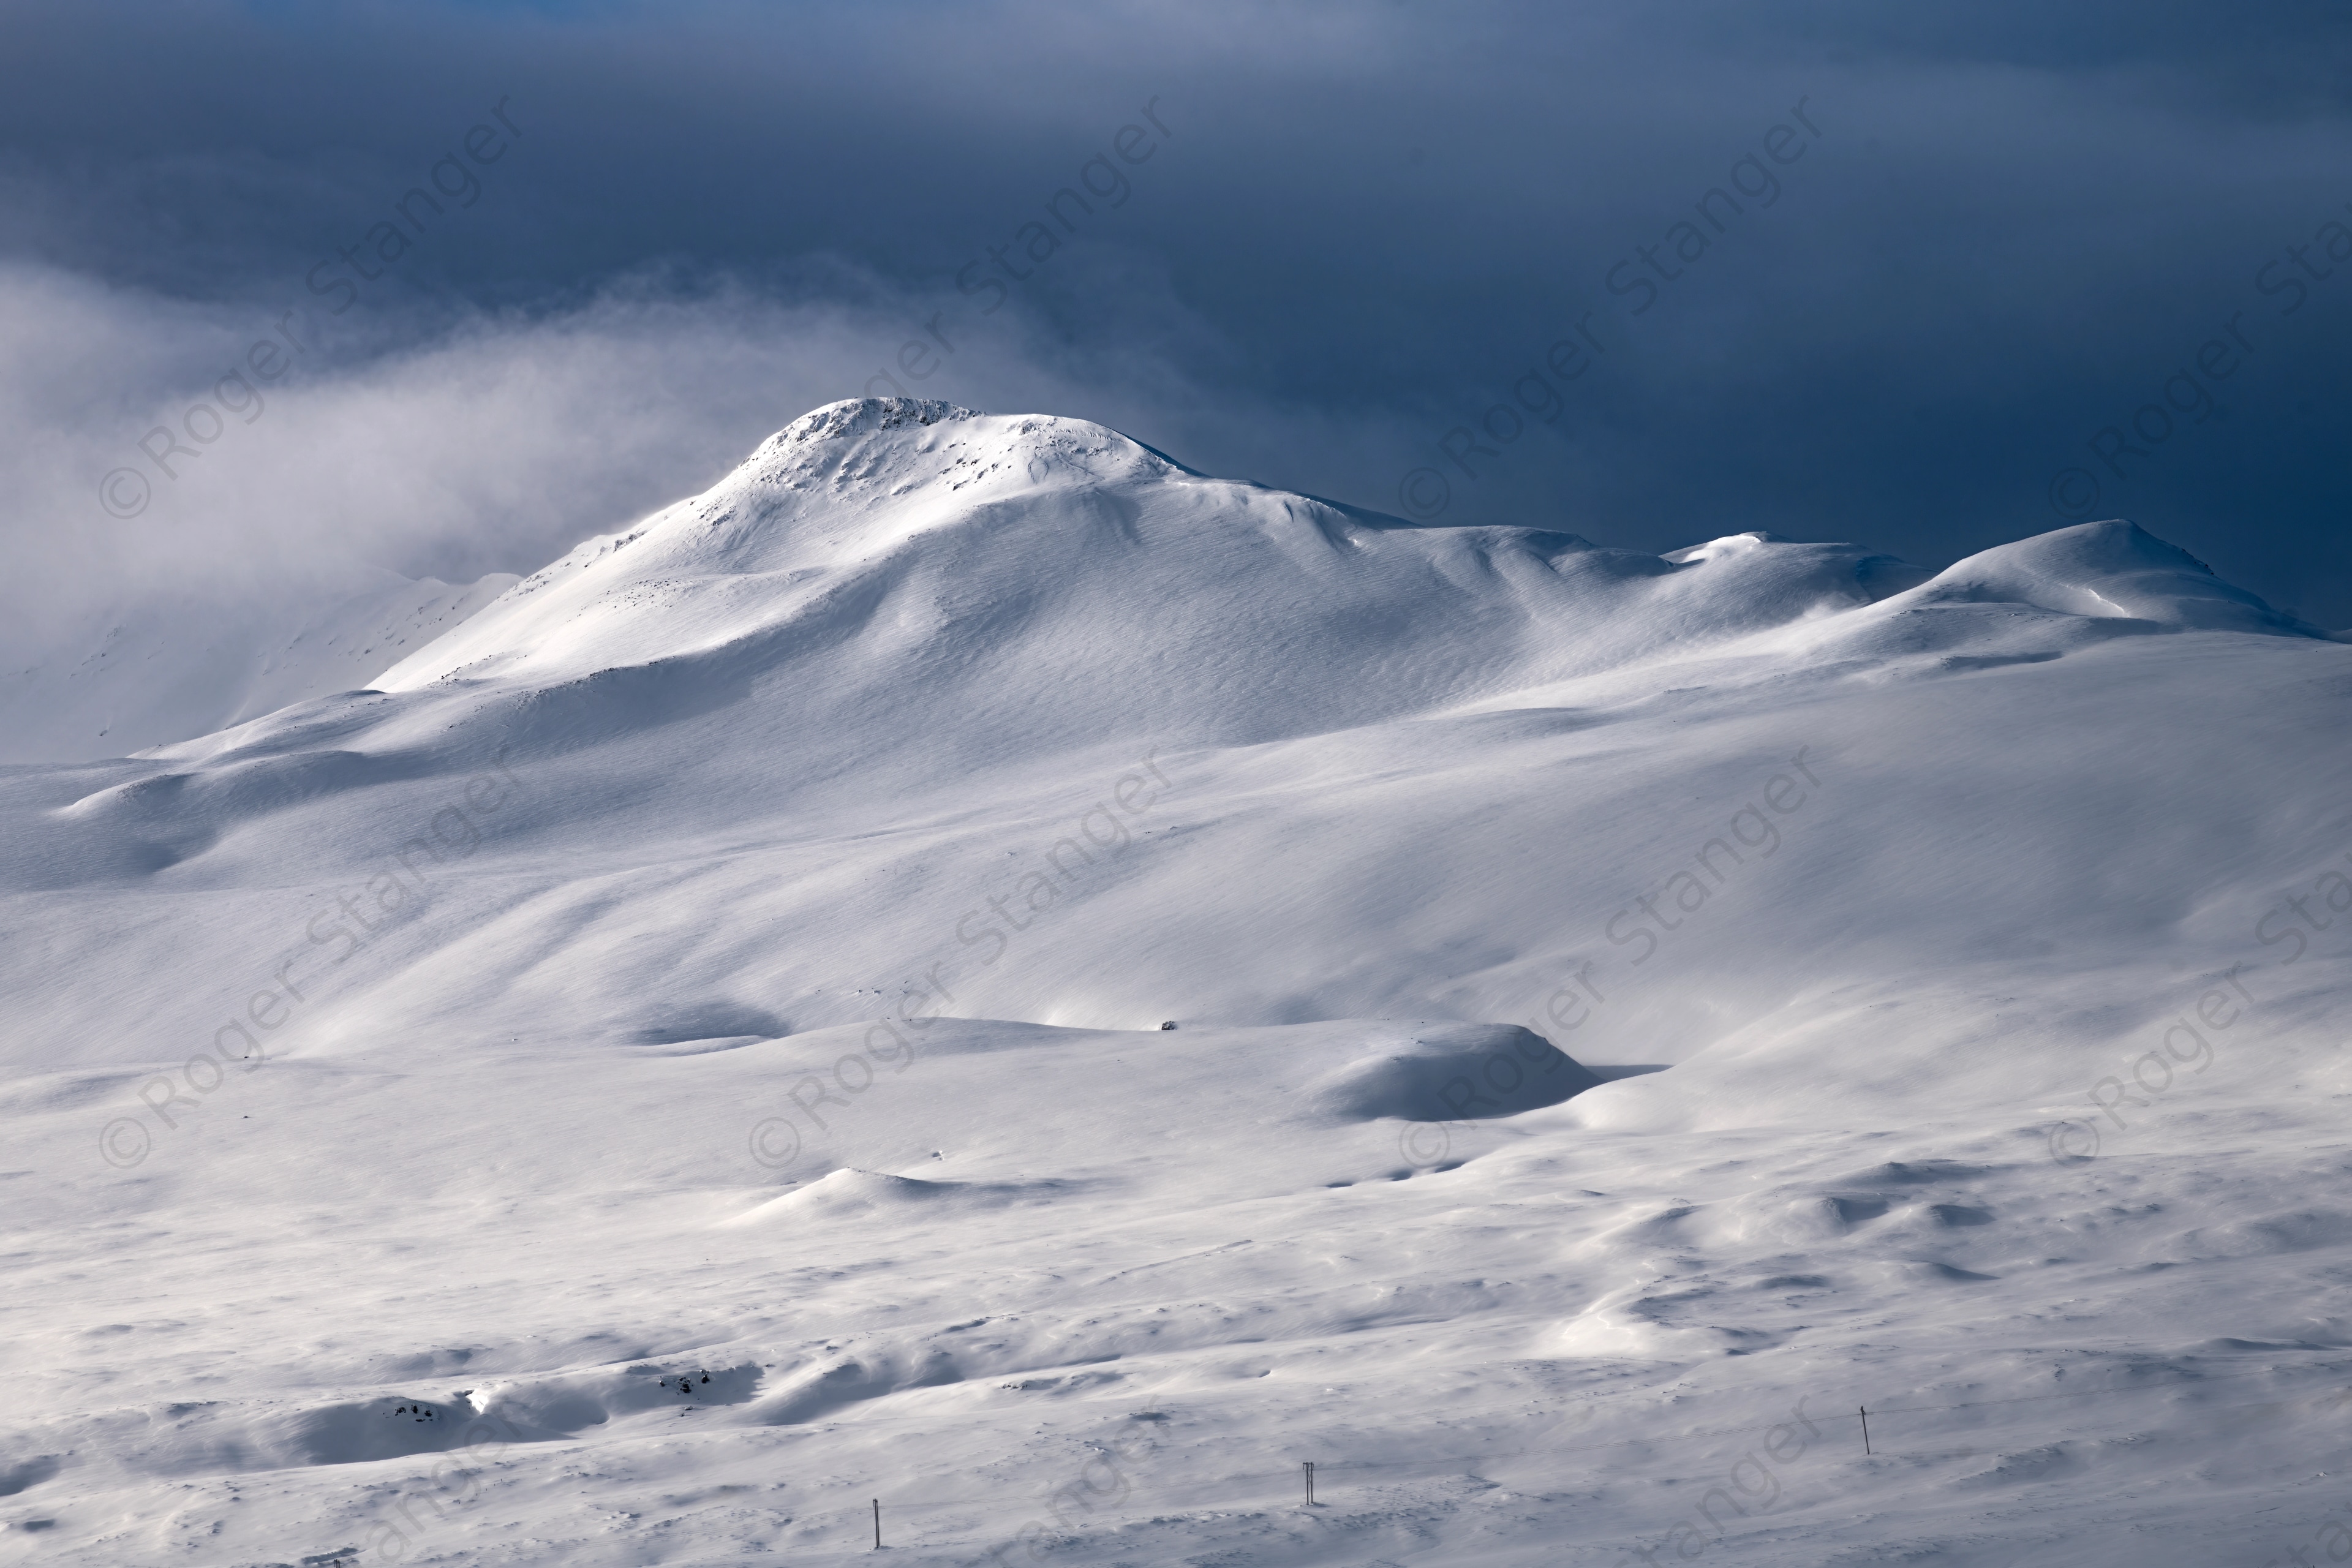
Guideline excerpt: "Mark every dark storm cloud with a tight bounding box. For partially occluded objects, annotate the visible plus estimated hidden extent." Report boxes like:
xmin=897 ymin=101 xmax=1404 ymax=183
xmin=6 ymin=0 xmax=2352 ymax=635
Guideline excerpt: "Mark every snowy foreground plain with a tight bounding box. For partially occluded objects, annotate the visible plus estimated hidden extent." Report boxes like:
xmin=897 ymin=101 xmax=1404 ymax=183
xmin=5 ymin=399 xmax=2351 ymax=1567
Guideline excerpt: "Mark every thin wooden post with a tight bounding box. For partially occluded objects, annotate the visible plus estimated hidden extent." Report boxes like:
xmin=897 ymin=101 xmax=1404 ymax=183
xmin=1859 ymin=1406 xmax=1871 ymax=1455
xmin=872 ymin=1498 xmax=881 ymax=1548
xmin=1303 ymin=1460 xmax=1315 ymax=1504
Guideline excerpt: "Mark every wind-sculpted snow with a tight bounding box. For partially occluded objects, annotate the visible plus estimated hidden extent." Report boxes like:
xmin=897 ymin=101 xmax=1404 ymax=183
xmin=4 ymin=400 xmax=2350 ymax=1565
xmin=1304 ymin=1022 xmax=1602 ymax=1121
xmin=1893 ymin=518 xmax=2336 ymax=636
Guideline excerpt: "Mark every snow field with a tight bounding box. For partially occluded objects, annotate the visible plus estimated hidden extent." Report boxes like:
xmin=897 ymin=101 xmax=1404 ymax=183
xmin=4 ymin=400 xmax=2350 ymax=1565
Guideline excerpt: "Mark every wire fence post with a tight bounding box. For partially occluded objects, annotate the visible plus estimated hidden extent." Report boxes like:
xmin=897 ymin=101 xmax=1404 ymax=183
xmin=1859 ymin=1406 xmax=1871 ymax=1456
xmin=872 ymin=1497 xmax=881 ymax=1549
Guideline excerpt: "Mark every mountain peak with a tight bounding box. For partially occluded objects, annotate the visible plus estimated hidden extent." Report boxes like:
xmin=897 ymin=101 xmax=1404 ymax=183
xmin=723 ymin=401 xmax=1178 ymax=509
xmin=762 ymin=397 xmax=984 ymax=451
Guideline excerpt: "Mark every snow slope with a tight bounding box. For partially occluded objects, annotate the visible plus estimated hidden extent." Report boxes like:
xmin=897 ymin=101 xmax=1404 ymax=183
xmin=3 ymin=399 xmax=2349 ymax=1567
xmin=0 ymin=564 xmax=519 ymax=764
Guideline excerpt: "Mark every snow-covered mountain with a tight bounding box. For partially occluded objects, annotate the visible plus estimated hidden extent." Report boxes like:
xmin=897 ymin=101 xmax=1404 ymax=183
xmin=5 ymin=399 xmax=2348 ymax=1566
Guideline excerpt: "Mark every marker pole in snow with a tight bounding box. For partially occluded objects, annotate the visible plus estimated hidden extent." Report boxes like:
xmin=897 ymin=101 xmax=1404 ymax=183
xmin=872 ymin=1498 xmax=881 ymax=1548
xmin=1859 ymin=1406 xmax=1872 ymax=1455
xmin=1303 ymin=1461 xmax=1315 ymax=1505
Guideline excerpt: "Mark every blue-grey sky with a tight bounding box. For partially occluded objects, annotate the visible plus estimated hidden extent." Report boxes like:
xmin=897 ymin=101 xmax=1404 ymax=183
xmin=9 ymin=0 xmax=2351 ymax=633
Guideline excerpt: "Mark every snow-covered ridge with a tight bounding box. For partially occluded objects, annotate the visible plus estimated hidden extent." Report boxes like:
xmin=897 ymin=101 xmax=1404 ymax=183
xmin=353 ymin=404 xmax=2322 ymax=783
xmin=357 ymin=402 xmax=2325 ymax=764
